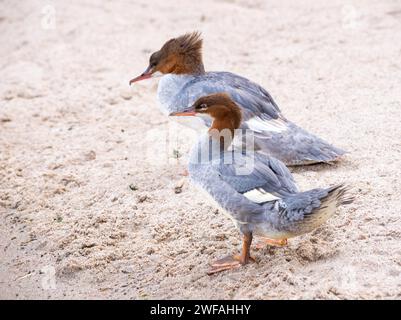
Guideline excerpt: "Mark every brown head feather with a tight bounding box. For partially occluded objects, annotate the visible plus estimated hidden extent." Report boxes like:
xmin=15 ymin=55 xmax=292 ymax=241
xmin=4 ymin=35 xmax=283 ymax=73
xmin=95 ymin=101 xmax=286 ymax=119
xmin=173 ymin=32 xmax=203 ymax=56
xmin=192 ymin=93 xmax=242 ymax=137
xmin=149 ymin=32 xmax=205 ymax=75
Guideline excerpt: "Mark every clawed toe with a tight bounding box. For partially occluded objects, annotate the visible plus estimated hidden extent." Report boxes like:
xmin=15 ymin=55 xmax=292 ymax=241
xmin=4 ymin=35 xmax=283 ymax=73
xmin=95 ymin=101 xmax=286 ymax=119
xmin=207 ymin=256 xmax=241 ymax=275
xmin=207 ymin=233 xmax=254 ymax=275
xmin=256 ymin=238 xmax=288 ymax=249
xmin=207 ymin=254 xmax=255 ymax=275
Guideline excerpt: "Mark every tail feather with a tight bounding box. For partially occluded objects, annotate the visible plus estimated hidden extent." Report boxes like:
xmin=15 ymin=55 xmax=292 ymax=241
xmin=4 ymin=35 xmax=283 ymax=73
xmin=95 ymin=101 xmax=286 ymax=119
xmin=327 ymin=184 xmax=354 ymax=205
xmin=270 ymin=184 xmax=353 ymax=237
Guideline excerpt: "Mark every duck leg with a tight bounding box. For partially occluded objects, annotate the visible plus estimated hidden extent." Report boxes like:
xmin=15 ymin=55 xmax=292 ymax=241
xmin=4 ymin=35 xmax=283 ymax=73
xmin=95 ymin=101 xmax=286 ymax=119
xmin=207 ymin=232 xmax=254 ymax=275
xmin=255 ymin=237 xmax=288 ymax=249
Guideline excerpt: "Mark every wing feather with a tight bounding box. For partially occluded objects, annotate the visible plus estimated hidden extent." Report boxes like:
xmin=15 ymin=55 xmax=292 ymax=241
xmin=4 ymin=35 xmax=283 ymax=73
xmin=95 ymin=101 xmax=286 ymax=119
xmin=210 ymin=150 xmax=298 ymax=205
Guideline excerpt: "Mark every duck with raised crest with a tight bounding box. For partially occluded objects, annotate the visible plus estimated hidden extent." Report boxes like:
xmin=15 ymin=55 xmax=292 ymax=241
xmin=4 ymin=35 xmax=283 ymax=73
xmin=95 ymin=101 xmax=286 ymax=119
xmin=130 ymin=32 xmax=346 ymax=166
xmin=171 ymin=93 xmax=353 ymax=274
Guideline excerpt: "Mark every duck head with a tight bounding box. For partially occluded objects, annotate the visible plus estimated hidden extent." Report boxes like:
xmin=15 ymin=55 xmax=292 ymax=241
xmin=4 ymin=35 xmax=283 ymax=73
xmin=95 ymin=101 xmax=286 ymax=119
xmin=171 ymin=93 xmax=242 ymax=138
xmin=129 ymin=32 xmax=205 ymax=85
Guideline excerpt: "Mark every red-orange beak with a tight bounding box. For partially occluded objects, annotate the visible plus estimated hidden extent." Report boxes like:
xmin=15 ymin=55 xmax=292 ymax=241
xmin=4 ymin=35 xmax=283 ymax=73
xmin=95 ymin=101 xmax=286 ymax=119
xmin=129 ymin=65 xmax=153 ymax=85
xmin=169 ymin=108 xmax=196 ymax=116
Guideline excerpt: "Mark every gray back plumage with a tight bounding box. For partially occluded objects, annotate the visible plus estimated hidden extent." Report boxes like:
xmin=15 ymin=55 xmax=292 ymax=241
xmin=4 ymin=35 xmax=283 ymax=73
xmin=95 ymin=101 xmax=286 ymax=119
xmin=161 ymin=71 xmax=346 ymax=165
xmin=170 ymin=72 xmax=281 ymax=121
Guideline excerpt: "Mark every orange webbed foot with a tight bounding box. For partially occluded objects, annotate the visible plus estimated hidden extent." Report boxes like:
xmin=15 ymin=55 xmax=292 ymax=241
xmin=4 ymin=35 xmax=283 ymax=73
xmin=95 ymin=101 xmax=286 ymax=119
xmin=255 ymin=238 xmax=288 ymax=249
xmin=207 ymin=254 xmax=255 ymax=275
xmin=207 ymin=233 xmax=254 ymax=275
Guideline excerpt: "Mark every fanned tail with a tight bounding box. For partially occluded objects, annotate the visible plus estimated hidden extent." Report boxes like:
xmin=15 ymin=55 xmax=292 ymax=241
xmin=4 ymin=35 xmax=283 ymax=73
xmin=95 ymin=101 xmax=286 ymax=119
xmin=267 ymin=184 xmax=353 ymax=237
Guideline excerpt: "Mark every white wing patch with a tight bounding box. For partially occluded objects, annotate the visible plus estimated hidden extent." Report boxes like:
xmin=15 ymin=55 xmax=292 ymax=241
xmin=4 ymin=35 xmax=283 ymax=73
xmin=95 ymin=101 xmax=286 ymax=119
xmin=244 ymin=188 xmax=280 ymax=203
xmin=246 ymin=117 xmax=288 ymax=133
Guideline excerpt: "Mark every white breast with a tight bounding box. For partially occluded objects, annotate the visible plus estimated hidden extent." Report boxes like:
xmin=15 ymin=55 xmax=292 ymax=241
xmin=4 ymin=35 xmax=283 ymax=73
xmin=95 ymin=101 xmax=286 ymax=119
xmin=157 ymin=74 xmax=194 ymax=115
xmin=157 ymin=74 xmax=207 ymax=131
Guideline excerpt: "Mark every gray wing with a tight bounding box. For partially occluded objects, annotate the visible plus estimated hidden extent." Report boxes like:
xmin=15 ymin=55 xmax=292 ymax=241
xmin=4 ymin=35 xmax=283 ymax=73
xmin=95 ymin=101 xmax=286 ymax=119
xmin=189 ymin=163 xmax=266 ymax=224
xmin=211 ymin=150 xmax=298 ymax=200
xmin=170 ymin=72 xmax=346 ymax=166
xmin=171 ymin=72 xmax=281 ymax=121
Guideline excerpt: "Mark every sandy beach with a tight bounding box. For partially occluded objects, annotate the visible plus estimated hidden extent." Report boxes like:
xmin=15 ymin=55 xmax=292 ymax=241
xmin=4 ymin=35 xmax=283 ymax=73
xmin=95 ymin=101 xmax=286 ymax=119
xmin=0 ymin=0 xmax=400 ymax=299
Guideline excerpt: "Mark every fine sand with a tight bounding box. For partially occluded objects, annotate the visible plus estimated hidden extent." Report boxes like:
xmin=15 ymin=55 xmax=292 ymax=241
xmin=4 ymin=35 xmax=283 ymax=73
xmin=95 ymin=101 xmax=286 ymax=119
xmin=1 ymin=0 xmax=400 ymax=299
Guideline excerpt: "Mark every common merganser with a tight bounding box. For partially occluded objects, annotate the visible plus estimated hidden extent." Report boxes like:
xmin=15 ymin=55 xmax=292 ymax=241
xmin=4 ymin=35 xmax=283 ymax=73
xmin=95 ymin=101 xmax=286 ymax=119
xmin=171 ymin=93 xmax=353 ymax=274
xmin=130 ymin=32 xmax=346 ymax=166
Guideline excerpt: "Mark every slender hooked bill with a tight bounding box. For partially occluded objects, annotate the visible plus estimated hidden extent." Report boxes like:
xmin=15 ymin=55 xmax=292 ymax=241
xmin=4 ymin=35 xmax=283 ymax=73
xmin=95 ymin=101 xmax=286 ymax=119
xmin=129 ymin=66 xmax=153 ymax=85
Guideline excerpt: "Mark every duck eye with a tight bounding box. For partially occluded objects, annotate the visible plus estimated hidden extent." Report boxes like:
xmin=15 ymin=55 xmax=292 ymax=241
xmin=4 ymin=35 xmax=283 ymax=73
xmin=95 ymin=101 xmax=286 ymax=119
xmin=149 ymin=53 xmax=158 ymax=67
xmin=197 ymin=103 xmax=207 ymax=110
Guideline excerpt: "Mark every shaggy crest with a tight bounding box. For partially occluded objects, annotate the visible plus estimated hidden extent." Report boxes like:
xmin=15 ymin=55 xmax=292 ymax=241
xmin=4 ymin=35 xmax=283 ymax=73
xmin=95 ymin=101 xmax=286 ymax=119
xmin=176 ymin=31 xmax=203 ymax=54
xmin=163 ymin=31 xmax=203 ymax=56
